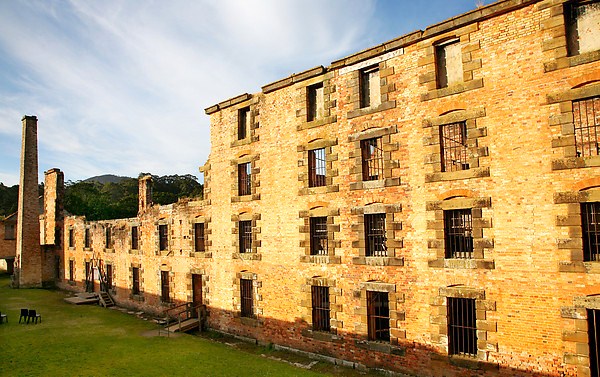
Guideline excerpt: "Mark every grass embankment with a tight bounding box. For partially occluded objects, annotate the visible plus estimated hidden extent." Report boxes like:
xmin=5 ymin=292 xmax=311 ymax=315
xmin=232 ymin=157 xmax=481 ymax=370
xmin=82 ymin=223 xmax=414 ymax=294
xmin=0 ymin=274 xmax=357 ymax=376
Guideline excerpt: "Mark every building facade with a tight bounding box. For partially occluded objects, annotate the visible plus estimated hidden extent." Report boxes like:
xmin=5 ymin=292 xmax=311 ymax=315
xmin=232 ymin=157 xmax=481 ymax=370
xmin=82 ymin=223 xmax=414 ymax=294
xmin=49 ymin=0 xmax=600 ymax=375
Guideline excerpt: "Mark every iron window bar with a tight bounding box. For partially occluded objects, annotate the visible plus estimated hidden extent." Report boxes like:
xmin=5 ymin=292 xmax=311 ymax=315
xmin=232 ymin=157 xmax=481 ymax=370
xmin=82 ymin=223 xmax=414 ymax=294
xmin=440 ymin=121 xmax=469 ymax=172
xmin=361 ymin=137 xmax=384 ymax=181
xmin=444 ymin=209 xmax=473 ymax=259
xmin=574 ymin=97 xmax=600 ymax=158
xmin=240 ymin=278 xmax=254 ymax=318
xmin=365 ymin=213 xmax=387 ymax=257
xmin=308 ymin=148 xmax=326 ymax=187
xmin=367 ymin=291 xmax=390 ymax=341
xmin=447 ymin=297 xmax=477 ymax=357
xmin=311 ymin=286 xmax=330 ymax=332
xmin=310 ymin=217 xmax=328 ymax=255
xmin=238 ymin=162 xmax=252 ymax=196
xmin=239 ymin=220 xmax=252 ymax=254
xmin=582 ymin=202 xmax=600 ymax=261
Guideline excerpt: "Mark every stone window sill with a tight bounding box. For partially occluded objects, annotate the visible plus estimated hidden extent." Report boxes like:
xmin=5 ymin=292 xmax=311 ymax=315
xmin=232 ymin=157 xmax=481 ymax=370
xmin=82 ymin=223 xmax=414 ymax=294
xmin=428 ymin=258 xmax=494 ymax=269
xmin=352 ymin=256 xmax=404 ymax=266
xmin=300 ymin=255 xmax=341 ymax=264
xmin=301 ymin=328 xmax=341 ymax=343
xmin=232 ymin=194 xmax=260 ymax=203
xmin=240 ymin=316 xmax=260 ymax=327
xmin=129 ymin=249 xmax=141 ymax=255
xmin=231 ymin=137 xmax=258 ymax=148
xmin=552 ymin=156 xmax=600 ymax=171
xmin=299 ymin=185 xmax=340 ymax=196
xmin=297 ymin=115 xmax=337 ymax=130
xmin=347 ymin=101 xmax=396 ymax=120
xmin=232 ymin=253 xmax=262 ymax=261
xmin=559 ymin=261 xmax=600 ymax=274
xmin=425 ymin=167 xmax=490 ymax=183
xmin=545 ymin=50 xmax=600 ymax=72
xmin=420 ymin=79 xmax=483 ymax=102
xmin=104 ymin=248 xmax=115 ymax=253
xmin=191 ymin=251 xmax=212 ymax=259
xmin=354 ymin=340 xmax=405 ymax=356
xmin=350 ymin=178 xmax=400 ymax=191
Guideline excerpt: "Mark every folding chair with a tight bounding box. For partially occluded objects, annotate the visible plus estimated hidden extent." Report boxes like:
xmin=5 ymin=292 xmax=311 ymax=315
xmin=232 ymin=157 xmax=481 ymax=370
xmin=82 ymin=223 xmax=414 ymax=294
xmin=0 ymin=312 xmax=7 ymax=323
xmin=19 ymin=308 xmax=28 ymax=323
xmin=27 ymin=309 xmax=41 ymax=324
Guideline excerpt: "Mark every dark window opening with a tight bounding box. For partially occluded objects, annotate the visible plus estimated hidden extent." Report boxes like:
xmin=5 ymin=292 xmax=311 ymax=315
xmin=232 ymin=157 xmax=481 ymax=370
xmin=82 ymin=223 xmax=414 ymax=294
xmin=435 ymin=39 xmax=461 ymax=89
xmin=132 ymin=267 xmax=140 ymax=295
xmin=440 ymin=122 xmax=469 ymax=172
xmin=4 ymin=223 xmax=15 ymax=240
xmin=84 ymin=229 xmax=91 ymax=249
xmin=240 ymin=278 xmax=254 ymax=318
xmin=159 ymin=224 xmax=168 ymax=251
xmin=361 ymin=137 xmax=384 ymax=181
xmin=310 ymin=217 xmax=328 ymax=256
xmin=360 ymin=66 xmax=380 ymax=108
xmin=308 ymin=148 xmax=326 ymax=187
xmin=367 ymin=291 xmax=390 ymax=341
xmin=238 ymin=107 xmax=250 ymax=140
xmin=448 ymin=297 xmax=477 ymax=357
xmin=131 ymin=226 xmax=139 ymax=250
xmin=565 ymin=1 xmax=600 ymax=56
xmin=68 ymin=260 xmax=74 ymax=282
xmin=194 ymin=223 xmax=205 ymax=252
xmin=161 ymin=270 xmax=170 ymax=303
xmin=105 ymin=227 xmax=112 ymax=249
xmin=573 ymin=97 xmax=600 ymax=158
xmin=307 ymin=83 xmax=324 ymax=122
xmin=582 ymin=202 xmax=600 ymax=261
xmin=238 ymin=162 xmax=252 ymax=196
xmin=444 ymin=209 xmax=473 ymax=259
xmin=588 ymin=308 xmax=600 ymax=376
xmin=311 ymin=286 xmax=330 ymax=332
xmin=365 ymin=213 xmax=387 ymax=257
xmin=68 ymin=228 xmax=74 ymax=248
xmin=239 ymin=220 xmax=252 ymax=254
xmin=105 ymin=264 xmax=112 ymax=290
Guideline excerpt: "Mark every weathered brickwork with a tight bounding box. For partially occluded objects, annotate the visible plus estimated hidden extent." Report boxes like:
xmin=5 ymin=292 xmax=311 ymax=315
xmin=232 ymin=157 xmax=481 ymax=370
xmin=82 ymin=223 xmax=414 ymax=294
xmin=48 ymin=1 xmax=600 ymax=376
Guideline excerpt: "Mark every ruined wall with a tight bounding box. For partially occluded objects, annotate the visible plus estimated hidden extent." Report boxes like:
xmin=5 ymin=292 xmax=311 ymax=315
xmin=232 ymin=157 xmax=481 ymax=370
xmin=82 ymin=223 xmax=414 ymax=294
xmin=56 ymin=0 xmax=600 ymax=376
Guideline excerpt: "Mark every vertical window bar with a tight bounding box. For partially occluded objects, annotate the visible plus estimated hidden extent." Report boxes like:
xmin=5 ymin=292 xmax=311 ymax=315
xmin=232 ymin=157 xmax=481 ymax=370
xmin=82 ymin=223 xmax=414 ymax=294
xmin=582 ymin=202 xmax=600 ymax=261
xmin=365 ymin=214 xmax=387 ymax=257
xmin=444 ymin=209 xmax=473 ymax=259
xmin=361 ymin=138 xmax=384 ymax=181
xmin=310 ymin=217 xmax=328 ymax=256
xmin=589 ymin=309 xmax=600 ymax=376
xmin=238 ymin=162 xmax=252 ymax=196
xmin=440 ymin=122 xmax=469 ymax=172
xmin=239 ymin=220 xmax=252 ymax=253
xmin=448 ymin=297 xmax=477 ymax=357
xmin=240 ymin=278 xmax=254 ymax=318
xmin=308 ymin=148 xmax=326 ymax=187
xmin=311 ymin=286 xmax=330 ymax=332
xmin=574 ymin=97 xmax=600 ymax=158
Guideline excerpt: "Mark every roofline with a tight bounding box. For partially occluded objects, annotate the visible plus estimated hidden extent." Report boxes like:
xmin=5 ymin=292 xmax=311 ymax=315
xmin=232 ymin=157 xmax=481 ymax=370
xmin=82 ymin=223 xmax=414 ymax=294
xmin=204 ymin=0 xmax=540 ymax=114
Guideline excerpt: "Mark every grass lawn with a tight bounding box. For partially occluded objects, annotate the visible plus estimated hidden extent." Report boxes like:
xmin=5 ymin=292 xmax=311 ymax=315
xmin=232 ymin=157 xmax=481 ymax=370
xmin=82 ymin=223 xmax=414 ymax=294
xmin=0 ymin=273 xmax=366 ymax=376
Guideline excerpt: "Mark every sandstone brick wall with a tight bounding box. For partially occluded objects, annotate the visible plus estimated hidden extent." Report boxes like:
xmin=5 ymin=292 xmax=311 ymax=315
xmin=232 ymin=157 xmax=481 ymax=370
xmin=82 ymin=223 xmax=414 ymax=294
xmin=56 ymin=0 xmax=600 ymax=376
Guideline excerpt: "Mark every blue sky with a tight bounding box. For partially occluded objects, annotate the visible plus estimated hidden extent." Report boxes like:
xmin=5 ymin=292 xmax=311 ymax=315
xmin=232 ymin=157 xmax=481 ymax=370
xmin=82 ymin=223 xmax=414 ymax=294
xmin=0 ymin=0 xmax=492 ymax=186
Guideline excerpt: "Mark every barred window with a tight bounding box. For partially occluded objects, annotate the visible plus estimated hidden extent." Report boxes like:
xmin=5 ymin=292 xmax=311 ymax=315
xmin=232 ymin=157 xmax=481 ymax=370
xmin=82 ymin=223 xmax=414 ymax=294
xmin=239 ymin=220 xmax=252 ymax=253
xmin=238 ymin=162 xmax=252 ymax=196
xmin=440 ymin=122 xmax=469 ymax=172
xmin=582 ymin=202 xmax=600 ymax=261
xmin=240 ymin=278 xmax=254 ymax=318
xmin=68 ymin=260 xmax=74 ymax=282
xmin=161 ymin=270 xmax=170 ymax=303
xmin=311 ymin=286 xmax=330 ymax=332
xmin=159 ymin=224 xmax=168 ymax=251
xmin=194 ymin=223 xmax=205 ymax=252
xmin=68 ymin=228 xmax=74 ymax=248
xmin=105 ymin=227 xmax=112 ymax=248
xmin=84 ymin=229 xmax=91 ymax=249
xmin=447 ymin=297 xmax=477 ymax=357
xmin=365 ymin=214 xmax=387 ymax=257
xmin=444 ymin=209 xmax=473 ymax=259
xmin=307 ymin=83 xmax=324 ymax=122
xmin=361 ymin=137 xmax=384 ymax=181
xmin=573 ymin=97 xmax=600 ymax=158
xmin=132 ymin=267 xmax=140 ymax=295
xmin=105 ymin=264 xmax=112 ymax=289
xmin=238 ymin=107 xmax=250 ymax=140
xmin=588 ymin=308 xmax=600 ymax=376
xmin=435 ymin=38 xmax=462 ymax=88
xmin=131 ymin=226 xmax=139 ymax=250
xmin=360 ymin=66 xmax=380 ymax=108
xmin=367 ymin=291 xmax=390 ymax=341
xmin=565 ymin=1 xmax=600 ymax=56
xmin=310 ymin=217 xmax=328 ymax=255
xmin=308 ymin=148 xmax=326 ymax=187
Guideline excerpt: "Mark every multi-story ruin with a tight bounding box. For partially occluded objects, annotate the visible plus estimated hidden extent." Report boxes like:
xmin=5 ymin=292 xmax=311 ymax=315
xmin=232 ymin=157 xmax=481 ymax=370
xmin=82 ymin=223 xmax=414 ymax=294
xmin=2 ymin=0 xmax=600 ymax=375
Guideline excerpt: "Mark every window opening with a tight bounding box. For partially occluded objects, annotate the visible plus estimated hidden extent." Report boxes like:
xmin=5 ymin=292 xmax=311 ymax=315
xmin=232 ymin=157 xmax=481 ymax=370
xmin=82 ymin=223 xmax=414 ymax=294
xmin=361 ymin=137 xmax=384 ymax=181
xmin=238 ymin=107 xmax=250 ymax=140
xmin=195 ymin=223 xmax=205 ymax=252
xmin=132 ymin=267 xmax=140 ymax=295
xmin=440 ymin=122 xmax=469 ymax=172
xmin=444 ymin=209 xmax=473 ymax=259
xmin=360 ymin=67 xmax=380 ymax=108
xmin=311 ymin=286 xmax=331 ymax=331
xmin=436 ymin=39 xmax=462 ymax=88
xmin=238 ymin=162 xmax=252 ymax=196
xmin=365 ymin=214 xmax=387 ymax=257
xmin=307 ymin=83 xmax=324 ymax=122
xmin=582 ymin=202 xmax=600 ymax=261
xmin=308 ymin=148 xmax=326 ymax=187
xmin=310 ymin=217 xmax=328 ymax=255
xmin=447 ymin=297 xmax=477 ymax=357
xmin=239 ymin=220 xmax=252 ymax=253
xmin=159 ymin=224 xmax=168 ymax=251
xmin=161 ymin=270 xmax=170 ymax=303
xmin=367 ymin=290 xmax=390 ymax=341
xmin=574 ymin=97 xmax=600 ymax=158
xmin=240 ymin=278 xmax=254 ymax=318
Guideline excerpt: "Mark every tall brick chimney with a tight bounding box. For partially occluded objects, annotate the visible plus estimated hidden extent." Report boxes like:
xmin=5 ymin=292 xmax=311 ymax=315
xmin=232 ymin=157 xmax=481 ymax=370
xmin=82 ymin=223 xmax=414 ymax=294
xmin=15 ymin=115 xmax=42 ymax=288
xmin=138 ymin=175 xmax=153 ymax=214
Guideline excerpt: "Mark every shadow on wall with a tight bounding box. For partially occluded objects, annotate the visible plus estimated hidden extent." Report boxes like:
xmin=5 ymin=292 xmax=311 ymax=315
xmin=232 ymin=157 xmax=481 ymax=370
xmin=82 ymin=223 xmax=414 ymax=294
xmin=58 ymin=277 xmax=575 ymax=377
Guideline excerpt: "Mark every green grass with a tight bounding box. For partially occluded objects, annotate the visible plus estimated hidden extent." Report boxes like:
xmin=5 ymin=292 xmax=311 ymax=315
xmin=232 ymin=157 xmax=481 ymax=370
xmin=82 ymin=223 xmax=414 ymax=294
xmin=0 ymin=274 xmax=349 ymax=377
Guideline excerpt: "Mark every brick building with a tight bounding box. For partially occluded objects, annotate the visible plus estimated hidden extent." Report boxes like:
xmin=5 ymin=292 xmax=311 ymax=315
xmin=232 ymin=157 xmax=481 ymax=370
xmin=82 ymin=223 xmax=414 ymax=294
xmin=11 ymin=0 xmax=599 ymax=375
